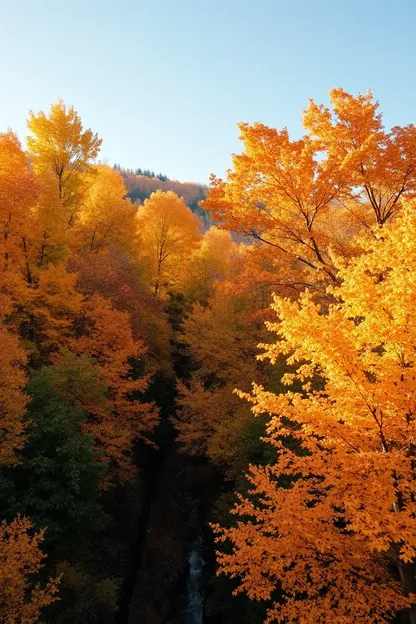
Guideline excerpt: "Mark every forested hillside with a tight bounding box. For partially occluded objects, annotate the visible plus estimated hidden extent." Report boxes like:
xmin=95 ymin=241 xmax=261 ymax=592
xmin=1 ymin=89 xmax=416 ymax=624
xmin=115 ymin=165 xmax=211 ymax=229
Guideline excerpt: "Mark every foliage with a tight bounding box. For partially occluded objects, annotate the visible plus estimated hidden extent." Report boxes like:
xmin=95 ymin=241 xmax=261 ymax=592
xmin=27 ymin=100 xmax=101 ymax=224
xmin=174 ymin=288 xmax=269 ymax=477
xmin=183 ymin=226 xmax=236 ymax=305
xmin=214 ymin=205 xmax=416 ymax=623
xmin=136 ymin=190 xmax=201 ymax=295
xmin=52 ymin=561 xmax=120 ymax=624
xmin=203 ymin=88 xmax=416 ymax=294
xmin=69 ymin=294 xmax=159 ymax=485
xmin=11 ymin=368 xmax=103 ymax=558
xmin=2 ymin=89 xmax=416 ymax=624
xmin=0 ymin=515 xmax=60 ymax=624
xmin=0 ymin=100 xmax=164 ymax=622
xmin=75 ymin=165 xmax=136 ymax=254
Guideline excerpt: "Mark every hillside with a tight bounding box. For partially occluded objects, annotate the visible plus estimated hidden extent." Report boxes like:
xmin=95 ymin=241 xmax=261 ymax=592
xmin=115 ymin=165 xmax=211 ymax=229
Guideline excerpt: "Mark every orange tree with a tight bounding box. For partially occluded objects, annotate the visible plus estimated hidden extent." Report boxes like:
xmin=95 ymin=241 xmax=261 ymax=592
xmin=0 ymin=515 xmax=60 ymax=623
xmin=214 ymin=204 xmax=416 ymax=623
xmin=68 ymin=294 xmax=158 ymax=486
xmin=203 ymin=89 xmax=416 ymax=294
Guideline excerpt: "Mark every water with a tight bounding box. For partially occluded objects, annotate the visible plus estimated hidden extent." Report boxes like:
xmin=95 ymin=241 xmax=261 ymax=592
xmin=184 ymin=533 xmax=205 ymax=624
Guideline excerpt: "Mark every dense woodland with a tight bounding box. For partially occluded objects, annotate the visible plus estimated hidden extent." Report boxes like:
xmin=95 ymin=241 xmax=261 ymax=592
xmin=1 ymin=89 xmax=416 ymax=624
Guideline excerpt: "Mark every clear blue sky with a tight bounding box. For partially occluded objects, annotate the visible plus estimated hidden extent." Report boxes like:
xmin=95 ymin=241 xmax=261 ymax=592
xmin=0 ymin=0 xmax=415 ymax=183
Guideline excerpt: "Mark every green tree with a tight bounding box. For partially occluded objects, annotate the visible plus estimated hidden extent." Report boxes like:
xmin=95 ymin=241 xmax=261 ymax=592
xmin=11 ymin=365 xmax=103 ymax=559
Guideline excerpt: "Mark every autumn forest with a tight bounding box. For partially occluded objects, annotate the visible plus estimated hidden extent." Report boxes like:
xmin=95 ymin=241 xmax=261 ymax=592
xmin=1 ymin=89 xmax=416 ymax=624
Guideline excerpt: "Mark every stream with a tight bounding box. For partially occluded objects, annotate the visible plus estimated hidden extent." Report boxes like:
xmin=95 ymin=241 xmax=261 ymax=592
xmin=183 ymin=508 xmax=206 ymax=624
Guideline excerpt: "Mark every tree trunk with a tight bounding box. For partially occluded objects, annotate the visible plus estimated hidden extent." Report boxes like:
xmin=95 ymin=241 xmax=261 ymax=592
xmin=398 ymin=560 xmax=416 ymax=624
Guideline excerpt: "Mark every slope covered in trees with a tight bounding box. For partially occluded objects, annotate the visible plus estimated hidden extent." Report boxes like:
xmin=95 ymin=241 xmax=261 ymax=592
xmin=116 ymin=165 xmax=211 ymax=228
xmin=0 ymin=89 xmax=415 ymax=624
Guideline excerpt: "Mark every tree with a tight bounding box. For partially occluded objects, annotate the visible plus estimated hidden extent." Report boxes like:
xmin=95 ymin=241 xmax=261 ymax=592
xmin=203 ymin=89 xmax=416 ymax=293
xmin=175 ymin=288 xmax=268 ymax=477
xmin=27 ymin=173 xmax=68 ymax=270
xmin=11 ymin=366 xmax=103 ymax=558
xmin=69 ymin=295 xmax=158 ymax=485
xmin=71 ymin=247 xmax=173 ymax=378
xmin=27 ymin=100 xmax=102 ymax=227
xmin=136 ymin=190 xmax=201 ymax=295
xmin=75 ymin=165 xmax=136 ymax=254
xmin=203 ymin=122 xmax=345 ymax=288
xmin=214 ymin=204 xmax=416 ymax=623
xmin=303 ymin=88 xmax=416 ymax=226
xmin=0 ymin=131 xmax=39 ymax=295
xmin=0 ymin=515 xmax=60 ymax=624
xmin=14 ymin=263 xmax=82 ymax=364
xmin=183 ymin=226 xmax=236 ymax=305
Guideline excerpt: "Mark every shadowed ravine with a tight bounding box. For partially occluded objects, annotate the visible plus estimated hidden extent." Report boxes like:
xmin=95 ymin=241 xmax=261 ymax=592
xmin=127 ymin=450 xmax=214 ymax=624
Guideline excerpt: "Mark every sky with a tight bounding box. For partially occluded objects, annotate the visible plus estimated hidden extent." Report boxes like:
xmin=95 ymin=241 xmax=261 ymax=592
xmin=0 ymin=0 xmax=415 ymax=184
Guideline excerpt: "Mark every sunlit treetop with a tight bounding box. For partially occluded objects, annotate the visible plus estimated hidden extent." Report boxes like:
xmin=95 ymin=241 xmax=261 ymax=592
xmin=27 ymin=100 xmax=102 ymax=223
xmin=203 ymin=89 xmax=416 ymax=291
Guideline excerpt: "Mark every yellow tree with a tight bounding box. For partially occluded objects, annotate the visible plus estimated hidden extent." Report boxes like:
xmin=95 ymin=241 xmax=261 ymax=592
xmin=12 ymin=263 xmax=83 ymax=363
xmin=183 ymin=226 xmax=236 ymax=305
xmin=27 ymin=100 xmax=102 ymax=229
xmin=75 ymin=165 xmax=137 ymax=254
xmin=136 ymin=190 xmax=201 ymax=295
xmin=0 ymin=515 xmax=60 ymax=623
xmin=214 ymin=204 xmax=416 ymax=623
xmin=27 ymin=173 xmax=68 ymax=270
